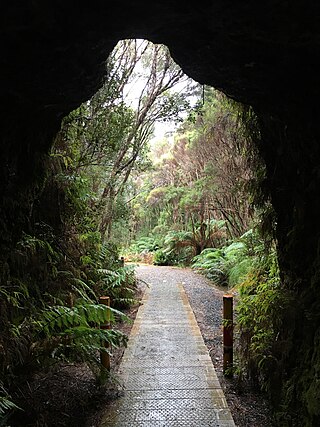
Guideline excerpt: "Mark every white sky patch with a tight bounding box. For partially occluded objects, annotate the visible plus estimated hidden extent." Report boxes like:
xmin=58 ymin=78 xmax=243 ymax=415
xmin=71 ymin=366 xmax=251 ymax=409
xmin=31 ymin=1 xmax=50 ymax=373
xmin=120 ymin=39 xmax=200 ymax=142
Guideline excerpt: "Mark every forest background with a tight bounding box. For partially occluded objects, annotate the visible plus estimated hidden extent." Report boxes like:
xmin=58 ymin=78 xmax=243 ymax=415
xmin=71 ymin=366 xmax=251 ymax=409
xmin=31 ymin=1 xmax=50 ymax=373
xmin=0 ymin=39 xmax=285 ymax=425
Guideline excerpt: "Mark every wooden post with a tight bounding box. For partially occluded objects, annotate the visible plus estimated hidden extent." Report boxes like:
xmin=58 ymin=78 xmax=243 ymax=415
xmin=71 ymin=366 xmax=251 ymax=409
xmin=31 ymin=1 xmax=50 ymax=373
xmin=223 ymin=294 xmax=233 ymax=376
xmin=99 ymin=296 xmax=111 ymax=371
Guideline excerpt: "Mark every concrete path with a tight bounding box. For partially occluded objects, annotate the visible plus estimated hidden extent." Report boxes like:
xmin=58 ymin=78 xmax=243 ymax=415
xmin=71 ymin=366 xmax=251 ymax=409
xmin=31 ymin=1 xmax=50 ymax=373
xmin=101 ymin=275 xmax=235 ymax=427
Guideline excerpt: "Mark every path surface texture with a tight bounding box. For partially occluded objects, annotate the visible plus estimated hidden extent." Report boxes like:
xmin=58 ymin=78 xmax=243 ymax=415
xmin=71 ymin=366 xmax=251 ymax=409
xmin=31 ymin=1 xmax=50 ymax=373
xmin=101 ymin=265 xmax=235 ymax=427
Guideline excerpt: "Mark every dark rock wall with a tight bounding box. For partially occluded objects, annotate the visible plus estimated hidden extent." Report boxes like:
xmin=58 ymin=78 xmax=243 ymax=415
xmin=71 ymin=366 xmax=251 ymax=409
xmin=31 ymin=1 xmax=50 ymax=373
xmin=260 ymin=109 xmax=320 ymax=424
xmin=1 ymin=0 xmax=320 ymax=423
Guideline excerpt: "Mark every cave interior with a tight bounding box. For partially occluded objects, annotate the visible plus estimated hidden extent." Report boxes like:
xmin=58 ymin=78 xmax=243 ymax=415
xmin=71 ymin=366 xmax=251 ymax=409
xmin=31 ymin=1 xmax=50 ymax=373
xmin=1 ymin=1 xmax=320 ymax=423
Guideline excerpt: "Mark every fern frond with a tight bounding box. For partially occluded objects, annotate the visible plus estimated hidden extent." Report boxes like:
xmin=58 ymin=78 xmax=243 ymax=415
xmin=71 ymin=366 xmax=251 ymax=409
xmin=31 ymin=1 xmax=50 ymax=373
xmin=62 ymin=326 xmax=127 ymax=349
xmin=71 ymin=278 xmax=97 ymax=300
xmin=0 ymin=396 xmax=21 ymax=415
xmin=0 ymin=382 xmax=21 ymax=419
xmin=37 ymin=302 xmax=128 ymax=336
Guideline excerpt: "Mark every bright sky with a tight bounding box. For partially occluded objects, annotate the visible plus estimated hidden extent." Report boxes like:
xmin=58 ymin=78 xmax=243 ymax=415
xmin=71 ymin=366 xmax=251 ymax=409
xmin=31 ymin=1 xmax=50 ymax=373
xmin=121 ymin=39 xmax=200 ymax=142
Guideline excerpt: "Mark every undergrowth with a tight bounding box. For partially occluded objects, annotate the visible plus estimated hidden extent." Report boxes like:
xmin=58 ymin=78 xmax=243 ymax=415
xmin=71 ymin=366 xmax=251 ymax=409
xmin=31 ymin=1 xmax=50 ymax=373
xmin=0 ymin=161 xmax=137 ymax=424
xmin=192 ymin=228 xmax=289 ymax=395
xmin=128 ymin=220 xmax=226 ymax=266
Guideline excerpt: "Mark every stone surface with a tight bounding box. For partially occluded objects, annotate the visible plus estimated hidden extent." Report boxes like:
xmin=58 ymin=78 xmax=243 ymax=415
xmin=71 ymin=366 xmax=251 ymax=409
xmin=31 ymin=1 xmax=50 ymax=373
xmin=100 ymin=277 xmax=235 ymax=427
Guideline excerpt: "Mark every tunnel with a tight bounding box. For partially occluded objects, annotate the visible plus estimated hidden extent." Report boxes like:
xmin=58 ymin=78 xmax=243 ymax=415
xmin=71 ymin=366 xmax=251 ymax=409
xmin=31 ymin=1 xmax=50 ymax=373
xmin=1 ymin=1 xmax=320 ymax=424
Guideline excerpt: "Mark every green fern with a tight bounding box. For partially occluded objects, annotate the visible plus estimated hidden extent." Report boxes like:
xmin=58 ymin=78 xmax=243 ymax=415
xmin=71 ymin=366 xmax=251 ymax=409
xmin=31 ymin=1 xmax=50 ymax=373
xmin=31 ymin=302 xmax=128 ymax=371
xmin=38 ymin=302 xmax=128 ymax=334
xmin=100 ymin=266 xmax=137 ymax=308
xmin=236 ymin=271 xmax=286 ymax=389
xmin=62 ymin=326 xmax=126 ymax=350
xmin=192 ymin=235 xmax=249 ymax=287
xmin=0 ymin=382 xmax=21 ymax=423
xmin=70 ymin=277 xmax=97 ymax=301
xmin=228 ymin=258 xmax=252 ymax=287
xmin=0 ymin=396 xmax=20 ymax=416
xmin=16 ymin=233 xmax=59 ymax=263
xmin=192 ymin=247 xmax=228 ymax=285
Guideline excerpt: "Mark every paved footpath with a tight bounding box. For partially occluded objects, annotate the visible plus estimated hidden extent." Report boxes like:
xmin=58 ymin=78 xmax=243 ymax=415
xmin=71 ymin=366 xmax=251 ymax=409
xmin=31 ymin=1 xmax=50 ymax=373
xmin=101 ymin=275 xmax=235 ymax=427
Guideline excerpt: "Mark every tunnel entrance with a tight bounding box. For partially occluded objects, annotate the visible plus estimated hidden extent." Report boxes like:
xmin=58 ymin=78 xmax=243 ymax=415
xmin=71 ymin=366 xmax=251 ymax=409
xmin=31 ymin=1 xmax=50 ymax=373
xmin=2 ymin=3 xmax=320 ymax=425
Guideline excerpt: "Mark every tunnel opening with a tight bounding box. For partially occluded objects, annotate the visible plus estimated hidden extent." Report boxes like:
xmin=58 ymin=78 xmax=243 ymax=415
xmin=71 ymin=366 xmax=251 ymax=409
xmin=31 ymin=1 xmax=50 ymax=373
xmin=1 ymin=36 xmax=273 ymax=426
xmin=1 ymin=2 xmax=320 ymax=426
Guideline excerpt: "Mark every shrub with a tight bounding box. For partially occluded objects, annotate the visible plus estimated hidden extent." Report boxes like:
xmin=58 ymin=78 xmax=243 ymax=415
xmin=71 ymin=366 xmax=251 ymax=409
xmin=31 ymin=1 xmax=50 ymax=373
xmin=99 ymin=265 xmax=137 ymax=309
xmin=192 ymin=228 xmax=287 ymax=393
xmin=153 ymin=249 xmax=174 ymax=266
xmin=235 ymin=251 xmax=288 ymax=391
xmin=192 ymin=241 xmax=247 ymax=287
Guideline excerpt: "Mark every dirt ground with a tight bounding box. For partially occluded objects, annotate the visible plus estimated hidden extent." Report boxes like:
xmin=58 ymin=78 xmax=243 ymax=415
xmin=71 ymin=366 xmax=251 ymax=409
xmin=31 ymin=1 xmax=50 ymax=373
xmin=9 ymin=265 xmax=272 ymax=426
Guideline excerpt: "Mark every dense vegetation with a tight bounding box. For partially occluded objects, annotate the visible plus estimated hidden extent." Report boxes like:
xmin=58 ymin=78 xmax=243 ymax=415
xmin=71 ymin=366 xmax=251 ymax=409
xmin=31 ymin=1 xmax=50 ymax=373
xmin=1 ymin=38 xmax=288 ymax=425
xmin=125 ymin=89 xmax=255 ymax=262
xmin=0 ymin=39 xmax=198 ymax=426
xmin=124 ymin=84 xmax=286 ymax=401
